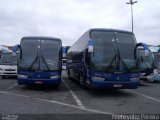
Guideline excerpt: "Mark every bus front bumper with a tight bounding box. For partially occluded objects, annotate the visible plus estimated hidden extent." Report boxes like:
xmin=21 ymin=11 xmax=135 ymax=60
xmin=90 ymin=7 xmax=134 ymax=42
xmin=0 ymin=71 xmax=17 ymax=76
xmin=91 ymin=80 xmax=139 ymax=89
xmin=17 ymin=78 xmax=61 ymax=85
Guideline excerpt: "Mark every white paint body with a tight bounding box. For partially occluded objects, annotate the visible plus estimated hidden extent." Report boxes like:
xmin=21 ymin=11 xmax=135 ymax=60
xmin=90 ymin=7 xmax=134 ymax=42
xmin=0 ymin=64 xmax=17 ymax=76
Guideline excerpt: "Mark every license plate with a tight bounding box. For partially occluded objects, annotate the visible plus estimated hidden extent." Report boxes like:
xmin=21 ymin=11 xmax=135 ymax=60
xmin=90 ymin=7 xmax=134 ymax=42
xmin=35 ymin=81 xmax=43 ymax=84
xmin=113 ymin=84 xmax=122 ymax=88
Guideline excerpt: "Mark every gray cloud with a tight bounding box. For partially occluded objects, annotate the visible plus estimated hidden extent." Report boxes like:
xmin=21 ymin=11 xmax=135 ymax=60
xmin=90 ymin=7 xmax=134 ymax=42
xmin=0 ymin=0 xmax=159 ymax=46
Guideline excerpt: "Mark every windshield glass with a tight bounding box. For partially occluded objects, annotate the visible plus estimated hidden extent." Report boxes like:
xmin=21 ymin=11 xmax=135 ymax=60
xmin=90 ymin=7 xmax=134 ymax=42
xmin=90 ymin=31 xmax=116 ymax=71
xmin=149 ymin=46 xmax=160 ymax=52
xmin=19 ymin=39 xmax=39 ymax=70
xmin=90 ymin=30 xmax=137 ymax=72
xmin=40 ymin=40 xmax=61 ymax=70
xmin=0 ymin=53 xmax=17 ymax=65
xmin=116 ymin=32 xmax=137 ymax=71
xmin=19 ymin=38 xmax=61 ymax=71
xmin=137 ymin=49 xmax=154 ymax=70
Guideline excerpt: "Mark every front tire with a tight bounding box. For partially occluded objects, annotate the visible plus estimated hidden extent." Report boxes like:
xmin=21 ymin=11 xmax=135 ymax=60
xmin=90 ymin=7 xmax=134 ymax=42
xmin=79 ymin=73 xmax=86 ymax=88
xmin=67 ymin=69 xmax=70 ymax=77
xmin=2 ymin=75 xmax=6 ymax=79
xmin=54 ymin=83 xmax=61 ymax=89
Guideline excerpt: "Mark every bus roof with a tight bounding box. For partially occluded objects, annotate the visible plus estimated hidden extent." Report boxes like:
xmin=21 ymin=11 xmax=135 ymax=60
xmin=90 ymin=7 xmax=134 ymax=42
xmin=89 ymin=28 xmax=133 ymax=34
xmin=21 ymin=36 xmax=61 ymax=41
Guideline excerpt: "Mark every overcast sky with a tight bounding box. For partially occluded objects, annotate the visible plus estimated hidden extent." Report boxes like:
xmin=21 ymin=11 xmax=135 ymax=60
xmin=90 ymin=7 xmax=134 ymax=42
xmin=0 ymin=0 xmax=160 ymax=46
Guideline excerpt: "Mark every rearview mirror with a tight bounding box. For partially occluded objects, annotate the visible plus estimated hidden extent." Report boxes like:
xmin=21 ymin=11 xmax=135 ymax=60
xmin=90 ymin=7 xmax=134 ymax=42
xmin=88 ymin=45 xmax=93 ymax=53
xmin=17 ymin=45 xmax=22 ymax=59
xmin=87 ymin=39 xmax=94 ymax=53
xmin=62 ymin=53 xmax=66 ymax=58
xmin=134 ymin=42 xmax=150 ymax=59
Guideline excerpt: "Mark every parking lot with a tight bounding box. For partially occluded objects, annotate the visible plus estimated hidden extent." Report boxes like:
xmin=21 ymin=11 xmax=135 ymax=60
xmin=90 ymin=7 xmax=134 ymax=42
xmin=0 ymin=70 xmax=160 ymax=115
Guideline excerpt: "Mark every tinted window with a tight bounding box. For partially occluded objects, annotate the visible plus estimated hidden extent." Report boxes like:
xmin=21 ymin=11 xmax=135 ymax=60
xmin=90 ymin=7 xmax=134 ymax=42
xmin=19 ymin=39 xmax=61 ymax=70
xmin=19 ymin=39 xmax=39 ymax=69
xmin=0 ymin=53 xmax=17 ymax=65
xmin=116 ymin=32 xmax=136 ymax=69
xmin=41 ymin=40 xmax=61 ymax=70
xmin=90 ymin=31 xmax=116 ymax=70
xmin=90 ymin=30 xmax=137 ymax=72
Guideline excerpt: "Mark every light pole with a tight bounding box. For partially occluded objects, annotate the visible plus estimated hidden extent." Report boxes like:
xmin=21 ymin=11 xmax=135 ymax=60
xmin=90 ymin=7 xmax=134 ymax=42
xmin=126 ymin=0 xmax=138 ymax=33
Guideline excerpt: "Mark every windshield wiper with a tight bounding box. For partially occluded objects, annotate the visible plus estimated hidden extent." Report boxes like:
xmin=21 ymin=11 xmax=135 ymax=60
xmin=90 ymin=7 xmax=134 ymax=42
xmin=116 ymin=44 xmax=130 ymax=72
xmin=119 ymin=57 xmax=130 ymax=72
xmin=29 ymin=53 xmax=39 ymax=70
xmin=105 ymin=55 xmax=116 ymax=71
xmin=105 ymin=40 xmax=117 ymax=72
xmin=113 ymin=32 xmax=133 ymax=72
xmin=41 ymin=56 xmax=50 ymax=71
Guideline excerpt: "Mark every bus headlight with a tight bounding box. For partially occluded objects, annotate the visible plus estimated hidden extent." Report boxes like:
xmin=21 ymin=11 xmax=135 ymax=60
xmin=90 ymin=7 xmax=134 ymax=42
xmin=50 ymin=75 xmax=60 ymax=79
xmin=0 ymin=68 xmax=2 ymax=71
xmin=18 ymin=74 xmax=28 ymax=78
xmin=92 ymin=76 xmax=105 ymax=81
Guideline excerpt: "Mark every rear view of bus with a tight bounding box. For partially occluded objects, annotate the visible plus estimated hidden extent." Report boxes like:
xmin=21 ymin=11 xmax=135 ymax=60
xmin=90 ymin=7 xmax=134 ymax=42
xmin=67 ymin=28 xmax=140 ymax=89
xmin=17 ymin=37 xmax=62 ymax=87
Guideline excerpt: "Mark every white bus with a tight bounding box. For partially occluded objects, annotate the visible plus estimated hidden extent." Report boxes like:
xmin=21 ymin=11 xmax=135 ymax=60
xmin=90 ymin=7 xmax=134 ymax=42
xmin=0 ymin=52 xmax=17 ymax=78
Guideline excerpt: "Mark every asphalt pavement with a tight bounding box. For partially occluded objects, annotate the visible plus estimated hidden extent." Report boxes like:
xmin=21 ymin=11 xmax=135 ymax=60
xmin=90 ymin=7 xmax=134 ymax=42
xmin=0 ymin=70 xmax=159 ymax=119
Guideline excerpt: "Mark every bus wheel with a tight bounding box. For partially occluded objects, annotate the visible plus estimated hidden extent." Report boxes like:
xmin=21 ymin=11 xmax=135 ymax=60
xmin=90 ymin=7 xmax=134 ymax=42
xmin=2 ymin=75 xmax=6 ymax=79
xmin=67 ymin=69 xmax=70 ymax=77
xmin=79 ymin=74 xmax=85 ymax=88
xmin=55 ymin=83 xmax=61 ymax=89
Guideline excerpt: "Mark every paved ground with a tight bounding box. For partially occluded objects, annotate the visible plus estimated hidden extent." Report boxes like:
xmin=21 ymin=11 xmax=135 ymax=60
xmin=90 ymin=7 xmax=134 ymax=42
xmin=0 ymin=70 xmax=160 ymax=119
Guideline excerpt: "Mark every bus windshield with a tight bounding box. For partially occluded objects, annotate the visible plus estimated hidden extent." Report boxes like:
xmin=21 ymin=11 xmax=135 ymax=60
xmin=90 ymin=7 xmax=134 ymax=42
xmin=19 ymin=39 xmax=61 ymax=71
xmin=0 ymin=53 xmax=17 ymax=65
xmin=148 ymin=46 xmax=159 ymax=68
xmin=90 ymin=31 xmax=137 ymax=72
xmin=137 ymin=49 xmax=154 ymax=70
xmin=116 ymin=32 xmax=137 ymax=71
